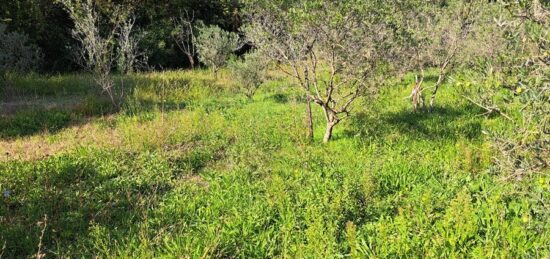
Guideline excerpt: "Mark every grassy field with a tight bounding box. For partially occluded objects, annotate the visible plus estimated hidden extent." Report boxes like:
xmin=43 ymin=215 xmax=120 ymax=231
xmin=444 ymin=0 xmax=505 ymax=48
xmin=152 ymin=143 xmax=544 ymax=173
xmin=0 ymin=70 xmax=548 ymax=258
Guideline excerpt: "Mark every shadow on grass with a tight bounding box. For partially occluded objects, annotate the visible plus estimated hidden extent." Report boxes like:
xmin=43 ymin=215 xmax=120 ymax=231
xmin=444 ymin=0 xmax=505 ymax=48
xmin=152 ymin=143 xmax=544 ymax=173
xmin=124 ymin=98 xmax=187 ymax=115
xmin=0 ymin=71 xmax=225 ymax=139
xmin=0 ymin=152 xmax=172 ymax=257
xmin=0 ymin=95 xmax=120 ymax=139
xmin=264 ymin=93 xmax=289 ymax=104
xmin=0 ymin=92 xmax=190 ymax=140
xmin=348 ymin=104 xmax=484 ymax=142
xmin=0 ymin=138 xmax=226 ymax=257
xmin=0 ymin=109 xmax=74 ymax=139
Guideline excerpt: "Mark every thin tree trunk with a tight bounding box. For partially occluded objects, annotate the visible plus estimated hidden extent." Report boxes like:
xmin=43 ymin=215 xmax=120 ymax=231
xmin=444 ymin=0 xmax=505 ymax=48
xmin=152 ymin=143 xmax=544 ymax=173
xmin=321 ymin=105 xmax=338 ymax=143
xmin=305 ymin=95 xmax=314 ymax=141
xmin=412 ymin=74 xmax=424 ymax=111
xmin=323 ymin=121 xmax=336 ymax=143
xmin=107 ymin=89 xmax=117 ymax=108
xmin=185 ymin=53 xmax=195 ymax=69
xmin=429 ymin=73 xmax=445 ymax=108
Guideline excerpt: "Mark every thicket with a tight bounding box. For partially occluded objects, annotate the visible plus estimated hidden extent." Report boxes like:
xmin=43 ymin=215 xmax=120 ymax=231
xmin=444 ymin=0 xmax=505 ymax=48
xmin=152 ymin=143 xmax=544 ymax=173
xmin=0 ymin=24 xmax=43 ymax=85
xmin=0 ymin=0 xmax=242 ymax=71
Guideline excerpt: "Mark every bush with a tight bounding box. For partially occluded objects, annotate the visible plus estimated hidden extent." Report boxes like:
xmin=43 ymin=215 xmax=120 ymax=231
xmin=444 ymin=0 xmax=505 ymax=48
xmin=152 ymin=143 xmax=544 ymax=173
xmin=228 ymin=51 xmax=268 ymax=99
xmin=0 ymin=24 xmax=43 ymax=74
xmin=0 ymin=24 xmax=43 ymax=85
xmin=195 ymin=25 xmax=239 ymax=77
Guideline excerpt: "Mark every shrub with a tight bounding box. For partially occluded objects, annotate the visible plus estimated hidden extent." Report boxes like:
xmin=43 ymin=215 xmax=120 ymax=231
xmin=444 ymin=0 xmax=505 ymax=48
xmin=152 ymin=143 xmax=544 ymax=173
xmin=195 ymin=25 xmax=239 ymax=77
xmin=228 ymin=51 xmax=268 ymax=99
xmin=0 ymin=24 xmax=43 ymax=83
xmin=58 ymin=0 xmax=140 ymax=108
xmin=0 ymin=24 xmax=43 ymax=74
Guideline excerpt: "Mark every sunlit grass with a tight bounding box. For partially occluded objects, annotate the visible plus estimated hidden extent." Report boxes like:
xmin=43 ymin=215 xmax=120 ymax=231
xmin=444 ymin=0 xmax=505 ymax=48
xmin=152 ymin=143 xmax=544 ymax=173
xmin=0 ymin=69 xmax=548 ymax=257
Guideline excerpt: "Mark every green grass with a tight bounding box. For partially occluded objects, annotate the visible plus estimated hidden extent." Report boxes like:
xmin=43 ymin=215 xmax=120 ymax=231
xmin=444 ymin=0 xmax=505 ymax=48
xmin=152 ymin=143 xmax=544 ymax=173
xmin=0 ymin=70 xmax=548 ymax=258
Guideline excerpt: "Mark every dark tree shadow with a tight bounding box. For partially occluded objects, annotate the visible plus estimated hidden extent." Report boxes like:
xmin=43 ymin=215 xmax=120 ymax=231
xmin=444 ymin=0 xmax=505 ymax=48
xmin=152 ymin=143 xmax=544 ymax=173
xmin=264 ymin=93 xmax=289 ymax=104
xmin=0 ymin=75 xmax=194 ymax=140
xmin=347 ymin=104 xmax=485 ymax=142
xmin=0 ymin=109 xmax=85 ymax=139
xmin=0 ymin=152 xmax=175 ymax=258
xmin=0 ymin=95 xmax=119 ymax=140
xmin=123 ymin=98 xmax=188 ymax=115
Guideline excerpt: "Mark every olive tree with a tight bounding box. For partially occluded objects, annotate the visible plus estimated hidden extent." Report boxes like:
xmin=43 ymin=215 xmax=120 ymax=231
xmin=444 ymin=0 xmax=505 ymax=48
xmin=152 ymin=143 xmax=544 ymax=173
xmin=245 ymin=0 xmax=395 ymax=143
xmin=228 ymin=51 xmax=268 ymax=99
xmin=195 ymin=25 xmax=239 ymax=78
xmin=397 ymin=0 xmax=490 ymax=110
xmin=464 ymin=0 xmax=549 ymax=178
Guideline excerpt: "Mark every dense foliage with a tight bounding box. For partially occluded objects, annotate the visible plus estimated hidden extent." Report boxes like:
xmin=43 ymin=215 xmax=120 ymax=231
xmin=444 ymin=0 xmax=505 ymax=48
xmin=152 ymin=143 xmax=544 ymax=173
xmin=228 ymin=51 xmax=268 ymax=99
xmin=462 ymin=0 xmax=550 ymax=177
xmin=0 ymin=0 xmax=242 ymax=72
xmin=0 ymin=24 xmax=43 ymax=78
xmin=195 ymin=25 xmax=239 ymax=77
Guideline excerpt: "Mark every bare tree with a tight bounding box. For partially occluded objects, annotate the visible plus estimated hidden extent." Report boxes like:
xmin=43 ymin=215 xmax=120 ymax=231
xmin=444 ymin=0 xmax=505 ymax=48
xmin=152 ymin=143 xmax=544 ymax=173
xmin=246 ymin=1 xmax=394 ymax=143
xmin=58 ymin=0 xmax=135 ymax=108
xmin=117 ymin=17 xmax=148 ymax=74
xmin=171 ymin=11 xmax=200 ymax=69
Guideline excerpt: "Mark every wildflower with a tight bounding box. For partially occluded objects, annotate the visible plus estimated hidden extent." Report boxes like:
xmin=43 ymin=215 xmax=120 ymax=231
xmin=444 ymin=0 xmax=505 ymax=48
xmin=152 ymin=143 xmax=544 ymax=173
xmin=522 ymin=214 xmax=529 ymax=223
xmin=516 ymin=87 xmax=524 ymax=94
xmin=3 ymin=189 xmax=11 ymax=198
xmin=516 ymin=87 xmax=525 ymax=94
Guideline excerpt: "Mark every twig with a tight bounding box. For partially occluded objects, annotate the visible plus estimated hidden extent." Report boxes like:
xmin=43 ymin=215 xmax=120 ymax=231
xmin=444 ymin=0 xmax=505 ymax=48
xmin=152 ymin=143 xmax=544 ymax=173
xmin=461 ymin=94 xmax=513 ymax=121
xmin=0 ymin=241 xmax=6 ymax=258
xmin=36 ymin=214 xmax=48 ymax=259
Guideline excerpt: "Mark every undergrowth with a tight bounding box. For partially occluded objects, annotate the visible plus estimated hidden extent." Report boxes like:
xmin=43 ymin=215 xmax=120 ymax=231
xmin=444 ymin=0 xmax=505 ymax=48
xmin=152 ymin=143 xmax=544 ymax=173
xmin=0 ymin=70 xmax=548 ymax=258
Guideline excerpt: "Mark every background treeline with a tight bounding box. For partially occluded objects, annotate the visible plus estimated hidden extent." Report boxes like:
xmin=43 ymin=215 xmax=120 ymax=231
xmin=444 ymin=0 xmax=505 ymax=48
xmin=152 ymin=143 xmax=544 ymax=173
xmin=0 ymin=0 xmax=242 ymax=72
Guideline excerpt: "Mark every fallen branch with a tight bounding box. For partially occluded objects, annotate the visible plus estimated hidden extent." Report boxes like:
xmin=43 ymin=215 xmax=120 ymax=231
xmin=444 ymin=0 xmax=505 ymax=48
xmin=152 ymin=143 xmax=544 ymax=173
xmin=462 ymin=94 xmax=513 ymax=121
